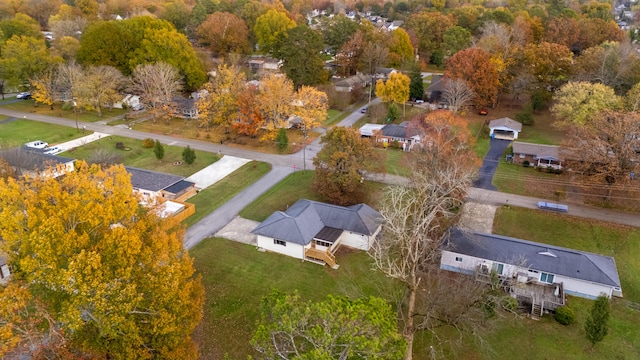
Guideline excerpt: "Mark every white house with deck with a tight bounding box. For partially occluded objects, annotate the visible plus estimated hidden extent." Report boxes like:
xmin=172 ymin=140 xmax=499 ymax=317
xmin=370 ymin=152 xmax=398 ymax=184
xmin=441 ymin=229 xmax=622 ymax=315
xmin=252 ymin=199 xmax=382 ymax=268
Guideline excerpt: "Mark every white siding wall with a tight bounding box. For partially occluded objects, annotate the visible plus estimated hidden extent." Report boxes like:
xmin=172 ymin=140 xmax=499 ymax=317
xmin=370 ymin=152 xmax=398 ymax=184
xmin=440 ymin=251 xmax=521 ymax=276
xmin=441 ymin=251 xmax=617 ymax=299
xmin=256 ymin=235 xmax=305 ymax=260
xmin=340 ymin=232 xmax=371 ymax=251
xmin=554 ymin=275 xmax=614 ymax=299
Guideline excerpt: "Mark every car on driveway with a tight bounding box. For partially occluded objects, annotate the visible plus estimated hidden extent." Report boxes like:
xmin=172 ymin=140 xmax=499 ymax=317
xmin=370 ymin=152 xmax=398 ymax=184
xmin=16 ymin=92 xmax=31 ymax=99
xmin=360 ymin=107 xmax=367 ymax=113
xmin=25 ymin=140 xmax=49 ymax=149
xmin=479 ymin=108 xmax=488 ymax=116
xmin=44 ymin=146 xmax=62 ymax=155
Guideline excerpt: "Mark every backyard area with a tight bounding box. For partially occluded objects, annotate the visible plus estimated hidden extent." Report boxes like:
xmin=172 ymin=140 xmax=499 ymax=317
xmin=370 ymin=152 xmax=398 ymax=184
xmin=0 ymin=119 xmax=90 ymax=148
xmin=62 ymin=135 xmax=220 ymax=177
xmin=0 ymin=99 xmax=129 ymax=123
xmin=190 ymin=203 xmax=640 ymax=360
xmin=189 ymin=237 xmax=402 ymax=359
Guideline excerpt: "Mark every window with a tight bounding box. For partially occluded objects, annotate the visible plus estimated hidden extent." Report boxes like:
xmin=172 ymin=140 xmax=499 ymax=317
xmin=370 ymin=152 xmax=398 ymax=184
xmin=315 ymin=240 xmax=332 ymax=248
xmin=273 ymin=239 xmax=286 ymax=246
xmin=540 ymin=272 xmax=555 ymax=284
xmin=519 ymin=153 xmax=525 ymax=158
xmin=455 ymin=256 xmax=463 ymax=262
xmin=492 ymin=263 xmax=504 ymax=275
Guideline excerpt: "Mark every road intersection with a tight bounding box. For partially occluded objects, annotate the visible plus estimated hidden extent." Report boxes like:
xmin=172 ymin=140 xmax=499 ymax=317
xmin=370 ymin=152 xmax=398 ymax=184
xmin=1 ymin=104 xmax=637 ymax=250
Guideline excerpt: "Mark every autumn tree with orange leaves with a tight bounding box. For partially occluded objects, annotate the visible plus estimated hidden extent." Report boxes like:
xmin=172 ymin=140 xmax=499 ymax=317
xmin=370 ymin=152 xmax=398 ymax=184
xmin=234 ymin=86 xmax=263 ymax=138
xmin=445 ymin=48 xmax=499 ymax=107
xmin=0 ymin=162 xmax=204 ymax=359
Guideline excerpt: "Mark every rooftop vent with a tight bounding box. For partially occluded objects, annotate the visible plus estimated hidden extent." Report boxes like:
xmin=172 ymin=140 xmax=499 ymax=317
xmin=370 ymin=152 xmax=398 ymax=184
xmin=538 ymin=249 xmax=557 ymax=258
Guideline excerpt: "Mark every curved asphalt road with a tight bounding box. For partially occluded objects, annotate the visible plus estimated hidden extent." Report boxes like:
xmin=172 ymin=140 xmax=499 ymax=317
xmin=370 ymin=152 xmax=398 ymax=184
xmin=473 ymin=139 xmax=511 ymax=190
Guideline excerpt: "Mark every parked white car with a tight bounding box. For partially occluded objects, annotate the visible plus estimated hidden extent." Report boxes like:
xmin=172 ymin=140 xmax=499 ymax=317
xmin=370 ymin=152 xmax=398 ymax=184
xmin=44 ymin=146 xmax=62 ymax=155
xmin=25 ymin=140 xmax=49 ymax=149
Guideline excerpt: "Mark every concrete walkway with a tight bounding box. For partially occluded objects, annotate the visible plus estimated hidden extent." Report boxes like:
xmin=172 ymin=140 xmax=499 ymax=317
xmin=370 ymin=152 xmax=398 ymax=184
xmin=186 ymin=156 xmax=251 ymax=189
xmin=55 ymin=132 xmax=109 ymax=151
xmin=183 ymin=166 xmax=292 ymax=249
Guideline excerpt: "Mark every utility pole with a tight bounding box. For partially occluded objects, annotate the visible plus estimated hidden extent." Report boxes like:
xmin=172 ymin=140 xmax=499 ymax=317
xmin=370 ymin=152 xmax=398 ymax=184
xmin=73 ymin=100 xmax=78 ymax=132
xmin=303 ymin=127 xmax=308 ymax=170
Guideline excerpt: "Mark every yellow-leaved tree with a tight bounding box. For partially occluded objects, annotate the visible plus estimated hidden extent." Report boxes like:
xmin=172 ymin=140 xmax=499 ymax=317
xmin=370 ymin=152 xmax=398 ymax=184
xmin=257 ymin=73 xmax=294 ymax=141
xmin=376 ymin=72 xmax=410 ymax=105
xmin=29 ymin=67 xmax=56 ymax=110
xmin=292 ymin=86 xmax=328 ymax=132
xmin=0 ymin=162 xmax=204 ymax=359
xmin=197 ymin=63 xmax=246 ymax=132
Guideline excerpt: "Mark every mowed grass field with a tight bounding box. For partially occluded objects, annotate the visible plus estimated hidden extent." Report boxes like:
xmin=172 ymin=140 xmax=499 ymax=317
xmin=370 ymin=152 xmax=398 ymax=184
xmin=1 ymin=100 xmax=129 ymax=122
xmin=62 ymin=135 xmax=220 ymax=177
xmin=191 ymin=201 xmax=640 ymax=360
xmin=480 ymin=206 xmax=640 ymax=360
xmin=0 ymin=119 xmax=89 ymax=148
xmin=183 ymin=161 xmax=271 ymax=227
xmin=189 ymin=238 xmax=401 ymax=359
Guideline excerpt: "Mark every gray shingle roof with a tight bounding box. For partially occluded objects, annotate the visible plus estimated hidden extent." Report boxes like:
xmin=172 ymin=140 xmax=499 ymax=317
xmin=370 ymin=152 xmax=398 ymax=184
xmin=489 ymin=117 xmax=522 ymax=132
xmin=163 ymin=180 xmax=195 ymax=194
xmin=381 ymin=123 xmax=419 ymax=139
xmin=0 ymin=148 xmax=74 ymax=171
xmin=447 ymin=228 xmax=621 ymax=288
xmin=252 ymin=199 xmax=382 ymax=245
xmin=125 ymin=167 xmax=184 ymax=192
xmin=512 ymin=142 xmax=561 ymax=160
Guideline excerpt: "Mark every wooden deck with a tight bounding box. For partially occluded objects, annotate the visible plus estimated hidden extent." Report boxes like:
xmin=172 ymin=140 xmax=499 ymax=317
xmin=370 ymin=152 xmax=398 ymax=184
xmin=475 ymin=269 xmax=564 ymax=316
xmin=305 ymin=248 xmax=337 ymax=268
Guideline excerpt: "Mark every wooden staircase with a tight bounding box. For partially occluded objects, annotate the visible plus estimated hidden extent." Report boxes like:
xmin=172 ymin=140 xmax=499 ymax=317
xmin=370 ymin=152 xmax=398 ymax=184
xmin=305 ymin=248 xmax=337 ymax=268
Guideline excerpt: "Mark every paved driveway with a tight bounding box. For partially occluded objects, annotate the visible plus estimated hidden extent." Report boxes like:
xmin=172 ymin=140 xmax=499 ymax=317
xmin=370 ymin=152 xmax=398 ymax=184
xmin=473 ymin=139 xmax=511 ymax=190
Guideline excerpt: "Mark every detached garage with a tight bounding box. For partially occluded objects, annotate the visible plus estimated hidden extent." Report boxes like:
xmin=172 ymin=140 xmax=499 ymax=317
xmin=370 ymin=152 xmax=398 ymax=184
xmin=489 ymin=117 xmax=522 ymax=140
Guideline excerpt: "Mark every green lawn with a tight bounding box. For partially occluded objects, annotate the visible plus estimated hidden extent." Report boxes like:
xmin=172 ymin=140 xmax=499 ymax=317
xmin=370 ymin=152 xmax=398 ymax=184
xmin=493 ymin=206 xmax=640 ymax=302
xmin=62 ymin=135 xmax=220 ymax=177
xmin=183 ymin=161 xmax=271 ymax=227
xmin=0 ymin=119 xmax=89 ymax=148
xmin=239 ymin=170 xmax=323 ymax=221
xmin=239 ymin=170 xmax=388 ymax=222
xmin=469 ymin=296 xmax=640 ymax=360
xmin=377 ymin=148 xmax=411 ymax=177
xmin=478 ymin=206 xmax=640 ymax=360
xmin=516 ymin=111 xmax=565 ymax=145
xmin=189 ymin=238 xmax=401 ymax=359
xmin=1 ymin=100 xmax=129 ymax=122
xmin=323 ymin=109 xmax=347 ymax=126
xmin=493 ymin=159 xmax=568 ymax=200
xmin=468 ymin=118 xmax=490 ymax=159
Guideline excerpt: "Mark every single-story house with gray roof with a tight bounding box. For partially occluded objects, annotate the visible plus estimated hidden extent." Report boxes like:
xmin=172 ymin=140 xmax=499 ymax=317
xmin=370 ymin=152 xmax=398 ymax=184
xmin=489 ymin=117 xmax=522 ymax=140
xmin=512 ymin=142 xmax=562 ymax=169
xmin=0 ymin=148 xmax=75 ymax=178
xmin=252 ymin=199 xmax=382 ymax=267
xmin=125 ymin=167 xmax=195 ymax=203
xmin=441 ymin=228 xmax=622 ymax=312
xmin=334 ymin=74 xmax=370 ymax=93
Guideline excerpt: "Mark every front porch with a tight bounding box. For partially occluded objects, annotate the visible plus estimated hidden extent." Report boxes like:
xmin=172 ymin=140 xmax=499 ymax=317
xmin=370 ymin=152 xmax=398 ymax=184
xmin=535 ymin=157 xmax=562 ymax=170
